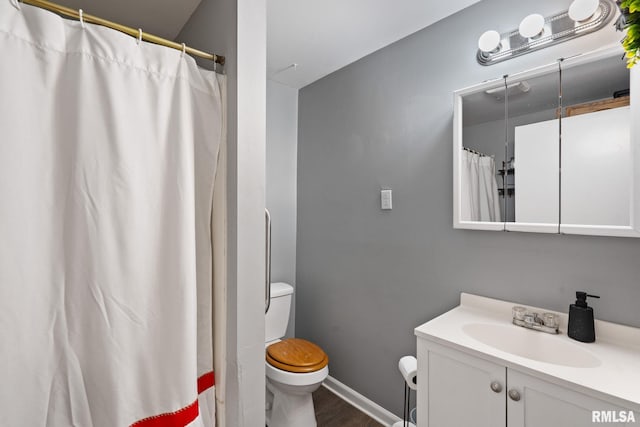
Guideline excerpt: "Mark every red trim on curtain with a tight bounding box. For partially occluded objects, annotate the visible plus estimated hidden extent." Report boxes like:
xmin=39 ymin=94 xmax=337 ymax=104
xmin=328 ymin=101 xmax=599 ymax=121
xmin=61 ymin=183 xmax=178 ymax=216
xmin=130 ymin=400 xmax=199 ymax=427
xmin=197 ymin=371 xmax=215 ymax=394
xmin=130 ymin=371 xmax=215 ymax=427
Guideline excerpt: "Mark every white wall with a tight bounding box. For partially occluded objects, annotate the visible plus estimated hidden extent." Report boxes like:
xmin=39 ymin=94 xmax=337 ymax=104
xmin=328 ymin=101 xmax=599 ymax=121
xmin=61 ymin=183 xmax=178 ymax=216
xmin=267 ymin=80 xmax=298 ymax=285
xmin=266 ymin=79 xmax=299 ymax=336
xmin=178 ymin=0 xmax=266 ymax=425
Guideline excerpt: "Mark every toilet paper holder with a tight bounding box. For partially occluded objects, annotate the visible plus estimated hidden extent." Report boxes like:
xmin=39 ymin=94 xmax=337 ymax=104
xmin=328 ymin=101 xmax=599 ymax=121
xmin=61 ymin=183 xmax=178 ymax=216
xmin=394 ymin=356 xmax=417 ymax=427
xmin=398 ymin=355 xmax=417 ymax=390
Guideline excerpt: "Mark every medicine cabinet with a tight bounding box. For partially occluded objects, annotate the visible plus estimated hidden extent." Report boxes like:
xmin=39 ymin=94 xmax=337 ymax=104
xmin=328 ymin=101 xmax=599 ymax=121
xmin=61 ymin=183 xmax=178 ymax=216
xmin=453 ymin=45 xmax=640 ymax=237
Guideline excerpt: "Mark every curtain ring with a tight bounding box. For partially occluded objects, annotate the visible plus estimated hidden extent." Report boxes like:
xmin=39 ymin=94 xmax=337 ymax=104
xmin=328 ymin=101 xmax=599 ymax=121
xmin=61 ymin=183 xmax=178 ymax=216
xmin=137 ymin=28 xmax=143 ymax=45
xmin=10 ymin=0 xmax=21 ymax=10
xmin=181 ymin=43 xmax=186 ymax=57
xmin=78 ymin=9 xmax=85 ymax=28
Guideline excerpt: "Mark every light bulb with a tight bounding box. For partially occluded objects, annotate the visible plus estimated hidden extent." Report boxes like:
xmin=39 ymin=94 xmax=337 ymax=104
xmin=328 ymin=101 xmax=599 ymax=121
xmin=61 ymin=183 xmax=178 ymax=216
xmin=568 ymin=0 xmax=600 ymax=22
xmin=478 ymin=30 xmax=502 ymax=53
xmin=519 ymin=14 xmax=545 ymax=39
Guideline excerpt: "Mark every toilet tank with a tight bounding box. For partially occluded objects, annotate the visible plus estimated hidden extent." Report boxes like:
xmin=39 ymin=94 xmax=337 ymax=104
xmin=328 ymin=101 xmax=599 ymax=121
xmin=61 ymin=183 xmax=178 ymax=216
xmin=265 ymin=282 xmax=294 ymax=343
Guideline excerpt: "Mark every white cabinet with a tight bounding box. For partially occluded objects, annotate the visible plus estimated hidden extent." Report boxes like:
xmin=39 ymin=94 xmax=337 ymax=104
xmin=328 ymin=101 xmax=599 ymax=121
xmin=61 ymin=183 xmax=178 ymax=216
xmin=417 ymin=340 xmax=635 ymax=427
xmin=453 ymin=45 xmax=640 ymax=237
xmin=417 ymin=340 xmax=505 ymax=427
xmin=418 ymin=340 xmax=505 ymax=427
xmin=507 ymin=370 xmax=635 ymax=427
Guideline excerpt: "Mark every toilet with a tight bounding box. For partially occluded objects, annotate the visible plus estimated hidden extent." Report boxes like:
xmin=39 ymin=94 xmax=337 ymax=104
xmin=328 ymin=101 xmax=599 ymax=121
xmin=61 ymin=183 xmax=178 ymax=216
xmin=265 ymin=282 xmax=329 ymax=427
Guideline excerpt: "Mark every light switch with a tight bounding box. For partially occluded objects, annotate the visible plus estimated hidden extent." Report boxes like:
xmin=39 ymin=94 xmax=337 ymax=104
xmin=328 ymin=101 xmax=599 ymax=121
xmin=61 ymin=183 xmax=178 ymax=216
xmin=381 ymin=189 xmax=392 ymax=210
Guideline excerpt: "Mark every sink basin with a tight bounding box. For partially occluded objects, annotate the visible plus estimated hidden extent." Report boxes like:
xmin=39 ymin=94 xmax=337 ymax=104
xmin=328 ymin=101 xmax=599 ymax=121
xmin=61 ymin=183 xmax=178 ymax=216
xmin=462 ymin=323 xmax=601 ymax=368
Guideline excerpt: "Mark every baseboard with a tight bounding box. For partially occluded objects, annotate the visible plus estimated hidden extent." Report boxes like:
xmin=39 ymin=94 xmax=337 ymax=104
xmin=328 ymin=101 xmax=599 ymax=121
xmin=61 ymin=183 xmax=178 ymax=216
xmin=322 ymin=376 xmax=401 ymax=427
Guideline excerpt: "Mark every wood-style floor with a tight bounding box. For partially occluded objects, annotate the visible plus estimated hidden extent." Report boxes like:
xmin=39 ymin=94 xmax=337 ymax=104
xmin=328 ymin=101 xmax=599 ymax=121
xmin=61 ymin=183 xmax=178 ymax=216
xmin=313 ymin=386 xmax=384 ymax=427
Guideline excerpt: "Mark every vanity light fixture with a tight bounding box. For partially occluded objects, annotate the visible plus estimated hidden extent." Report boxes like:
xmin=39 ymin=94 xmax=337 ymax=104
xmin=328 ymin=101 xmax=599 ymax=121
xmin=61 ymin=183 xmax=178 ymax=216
xmin=477 ymin=0 xmax=616 ymax=65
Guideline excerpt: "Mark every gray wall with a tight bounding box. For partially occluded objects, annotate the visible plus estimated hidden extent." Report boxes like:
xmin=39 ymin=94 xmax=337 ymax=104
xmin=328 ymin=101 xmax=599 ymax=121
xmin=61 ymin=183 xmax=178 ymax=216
xmin=296 ymin=0 xmax=640 ymax=418
xmin=266 ymin=79 xmax=299 ymax=336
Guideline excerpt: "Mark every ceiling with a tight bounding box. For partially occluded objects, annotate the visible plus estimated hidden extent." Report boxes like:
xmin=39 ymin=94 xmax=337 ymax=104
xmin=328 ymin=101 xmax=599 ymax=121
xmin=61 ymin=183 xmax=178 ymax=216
xmin=39 ymin=0 xmax=481 ymax=89
xmin=267 ymin=0 xmax=482 ymax=89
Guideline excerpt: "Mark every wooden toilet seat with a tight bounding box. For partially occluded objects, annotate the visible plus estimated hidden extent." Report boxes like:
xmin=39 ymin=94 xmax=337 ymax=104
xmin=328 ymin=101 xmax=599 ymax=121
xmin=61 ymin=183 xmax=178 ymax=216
xmin=266 ymin=338 xmax=329 ymax=373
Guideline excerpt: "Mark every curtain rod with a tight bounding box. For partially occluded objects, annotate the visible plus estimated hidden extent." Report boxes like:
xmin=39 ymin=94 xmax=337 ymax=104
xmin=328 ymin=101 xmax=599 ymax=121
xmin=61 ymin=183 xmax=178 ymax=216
xmin=20 ymin=0 xmax=225 ymax=65
xmin=463 ymin=147 xmax=491 ymax=157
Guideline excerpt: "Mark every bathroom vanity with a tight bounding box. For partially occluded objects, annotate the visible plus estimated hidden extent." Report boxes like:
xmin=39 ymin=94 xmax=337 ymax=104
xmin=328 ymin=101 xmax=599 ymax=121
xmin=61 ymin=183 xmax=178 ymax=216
xmin=414 ymin=294 xmax=640 ymax=427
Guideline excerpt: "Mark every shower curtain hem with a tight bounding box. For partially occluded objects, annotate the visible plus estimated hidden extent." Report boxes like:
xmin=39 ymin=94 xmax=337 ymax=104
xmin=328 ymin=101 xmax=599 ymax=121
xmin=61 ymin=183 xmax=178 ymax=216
xmin=130 ymin=371 xmax=215 ymax=427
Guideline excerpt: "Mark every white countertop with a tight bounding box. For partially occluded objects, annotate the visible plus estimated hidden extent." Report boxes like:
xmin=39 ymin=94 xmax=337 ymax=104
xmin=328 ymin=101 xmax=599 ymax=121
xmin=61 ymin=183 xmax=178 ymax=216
xmin=415 ymin=293 xmax=640 ymax=410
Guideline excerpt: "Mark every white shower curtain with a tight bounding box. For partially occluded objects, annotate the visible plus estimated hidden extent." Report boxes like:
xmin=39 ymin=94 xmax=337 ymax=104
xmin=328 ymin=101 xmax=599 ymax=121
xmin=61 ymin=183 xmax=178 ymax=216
xmin=460 ymin=150 xmax=501 ymax=222
xmin=0 ymin=2 xmax=224 ymax=426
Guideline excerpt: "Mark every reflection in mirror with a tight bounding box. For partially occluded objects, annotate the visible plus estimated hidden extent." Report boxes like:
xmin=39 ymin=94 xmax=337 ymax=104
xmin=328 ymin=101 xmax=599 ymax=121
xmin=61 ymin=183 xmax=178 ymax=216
xmin=460 ymin=82 xmax=505 ymax=223
xmin=559 ymin=52 xmax=630 ymax=228
xmin=507 ymin=66 xmax=560 ymax=225
xmin=455 ymin=46 xmax=639 ymax=236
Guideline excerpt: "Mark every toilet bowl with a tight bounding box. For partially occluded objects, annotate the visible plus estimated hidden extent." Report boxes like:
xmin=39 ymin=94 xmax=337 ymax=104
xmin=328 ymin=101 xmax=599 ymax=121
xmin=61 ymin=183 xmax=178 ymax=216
xmin=265 ymin=353 xmax=329 ymax=427
xmin=265 ymin=283 xmax=329 ymax=427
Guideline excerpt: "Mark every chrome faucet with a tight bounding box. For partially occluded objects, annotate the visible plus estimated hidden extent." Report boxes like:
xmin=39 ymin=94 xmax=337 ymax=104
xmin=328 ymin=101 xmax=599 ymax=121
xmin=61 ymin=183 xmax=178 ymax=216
xmin=512 ymin=306 xmax=559 ymax=334
xmin=525 ymin=313 xmax=544 ymax=326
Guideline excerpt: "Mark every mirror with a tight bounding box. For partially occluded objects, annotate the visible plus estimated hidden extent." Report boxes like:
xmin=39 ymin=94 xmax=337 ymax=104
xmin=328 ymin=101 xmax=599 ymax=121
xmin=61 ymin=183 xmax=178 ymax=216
xmin=506 ymin=65 xmax=560 ymax=233
xmin=454 ymin=45 xmax=640 ymax=237
xmin=559 ymin=51 xmax=632 ymax=235
xmin=459 ymin=79 xmax=506 ymax=228
xmin=456 ymin=63 xmax=561 ymax=232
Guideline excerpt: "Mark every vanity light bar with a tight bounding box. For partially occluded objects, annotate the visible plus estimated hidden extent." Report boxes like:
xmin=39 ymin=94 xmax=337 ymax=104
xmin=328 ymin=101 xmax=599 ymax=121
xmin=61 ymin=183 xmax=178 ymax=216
xmin=477 ymin=0 xmax=616 ymax=66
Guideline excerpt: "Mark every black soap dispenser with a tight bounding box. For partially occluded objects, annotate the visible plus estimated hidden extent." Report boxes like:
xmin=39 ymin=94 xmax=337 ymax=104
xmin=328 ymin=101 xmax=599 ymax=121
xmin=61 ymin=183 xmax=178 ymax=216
xmin=568 ymin=291 xmax=600 ymax=343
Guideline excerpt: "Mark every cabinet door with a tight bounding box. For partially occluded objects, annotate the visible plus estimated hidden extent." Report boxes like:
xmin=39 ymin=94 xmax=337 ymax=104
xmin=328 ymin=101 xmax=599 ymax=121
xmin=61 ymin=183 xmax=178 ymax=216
xmin=507 ymin=369 xmax=636 ymax=427
xmin=558 ymin=48 xmax=640 ymax=237
xmin=418 ymin=340 xmax=506 ymax=427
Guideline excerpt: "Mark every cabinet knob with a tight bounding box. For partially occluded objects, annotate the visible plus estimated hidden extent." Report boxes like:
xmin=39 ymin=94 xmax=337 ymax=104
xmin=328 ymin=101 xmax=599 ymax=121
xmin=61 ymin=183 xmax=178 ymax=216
xmin=508 ymin=389 xmax=521 ymax=402
xmin=490 ymin=381 xmax=503 ymax=393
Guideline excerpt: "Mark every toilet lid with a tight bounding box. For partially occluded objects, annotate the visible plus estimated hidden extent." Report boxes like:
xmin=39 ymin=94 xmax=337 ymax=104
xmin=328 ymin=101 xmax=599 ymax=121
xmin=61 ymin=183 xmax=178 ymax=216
xmin=266 ymin=338 xmax=329 ymax=373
